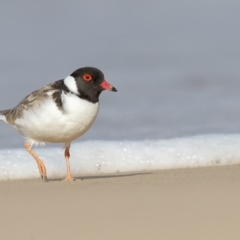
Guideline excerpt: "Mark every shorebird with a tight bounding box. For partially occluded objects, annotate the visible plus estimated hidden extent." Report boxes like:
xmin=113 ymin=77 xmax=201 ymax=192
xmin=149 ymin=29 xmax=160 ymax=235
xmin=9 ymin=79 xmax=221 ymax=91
xmin=0 ymin=67 xmax=117 ymax=181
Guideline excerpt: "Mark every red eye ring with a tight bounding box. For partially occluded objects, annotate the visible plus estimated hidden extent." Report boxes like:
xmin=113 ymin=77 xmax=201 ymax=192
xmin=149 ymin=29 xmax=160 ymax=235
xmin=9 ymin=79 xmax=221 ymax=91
xmin=82 ymin=73 xmax=92 ymax=81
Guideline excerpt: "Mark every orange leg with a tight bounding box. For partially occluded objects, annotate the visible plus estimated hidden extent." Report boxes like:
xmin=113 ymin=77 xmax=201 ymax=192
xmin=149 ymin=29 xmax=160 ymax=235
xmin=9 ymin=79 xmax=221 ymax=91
xmin=63 ymin=146 xmax=75 ymax=181
xmin=25 ymin=142 xmax=47 ymax=182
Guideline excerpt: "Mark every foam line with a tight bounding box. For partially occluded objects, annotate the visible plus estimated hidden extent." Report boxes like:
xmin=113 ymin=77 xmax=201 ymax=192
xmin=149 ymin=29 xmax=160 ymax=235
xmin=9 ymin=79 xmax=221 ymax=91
xmin=0 ymin=134 xmax=240 ymax=181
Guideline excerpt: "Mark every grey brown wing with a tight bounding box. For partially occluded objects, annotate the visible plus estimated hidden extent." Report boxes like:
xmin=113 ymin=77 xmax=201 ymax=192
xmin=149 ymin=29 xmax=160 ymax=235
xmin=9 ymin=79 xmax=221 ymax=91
xmin=0 ymin=89 xmax=50 ymax=123
xmin=0 ymin=79 xmax=66 ymax=123
xmin=0 ymin=83 xmax=61 ymax=123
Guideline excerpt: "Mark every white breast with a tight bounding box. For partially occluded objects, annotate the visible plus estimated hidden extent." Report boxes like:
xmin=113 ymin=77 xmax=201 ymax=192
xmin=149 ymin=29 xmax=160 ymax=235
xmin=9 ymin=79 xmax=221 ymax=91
xmin=14 ymin=92 xmax=99 ymax=144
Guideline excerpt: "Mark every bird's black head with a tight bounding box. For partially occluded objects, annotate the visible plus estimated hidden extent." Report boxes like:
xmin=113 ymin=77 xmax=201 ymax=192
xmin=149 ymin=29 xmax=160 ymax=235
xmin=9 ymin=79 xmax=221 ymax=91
xmin=69 ymin=67 xmax=117 ymax=103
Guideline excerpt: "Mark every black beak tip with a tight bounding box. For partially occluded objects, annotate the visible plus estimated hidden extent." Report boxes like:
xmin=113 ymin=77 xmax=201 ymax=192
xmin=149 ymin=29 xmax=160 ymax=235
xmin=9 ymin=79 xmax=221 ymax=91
xmin=111 ymin=86 xmax=117 ymax=92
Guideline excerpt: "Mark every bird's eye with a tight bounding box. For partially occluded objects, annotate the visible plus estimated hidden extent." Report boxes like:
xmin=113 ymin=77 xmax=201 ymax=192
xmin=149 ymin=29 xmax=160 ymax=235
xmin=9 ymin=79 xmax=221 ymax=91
xmin=82 ymin=73 xmax=92 ymax=81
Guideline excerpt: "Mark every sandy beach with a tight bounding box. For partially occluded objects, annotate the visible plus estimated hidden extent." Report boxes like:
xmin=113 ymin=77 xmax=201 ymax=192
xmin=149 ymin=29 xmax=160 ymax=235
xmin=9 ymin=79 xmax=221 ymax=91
xmin=0 ymin=164 xmax=240 ymax=240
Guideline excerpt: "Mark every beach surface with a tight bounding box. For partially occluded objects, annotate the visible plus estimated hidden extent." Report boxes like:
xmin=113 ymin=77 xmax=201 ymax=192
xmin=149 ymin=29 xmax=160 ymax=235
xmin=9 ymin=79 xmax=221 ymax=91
xmin=0 ymin=164 xmax=240 ymax=240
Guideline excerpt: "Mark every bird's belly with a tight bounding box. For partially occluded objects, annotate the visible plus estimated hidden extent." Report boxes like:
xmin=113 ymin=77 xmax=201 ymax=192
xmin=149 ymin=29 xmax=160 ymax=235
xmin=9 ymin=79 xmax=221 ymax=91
xmin=14 ymin=96 xmax=99 ymax=143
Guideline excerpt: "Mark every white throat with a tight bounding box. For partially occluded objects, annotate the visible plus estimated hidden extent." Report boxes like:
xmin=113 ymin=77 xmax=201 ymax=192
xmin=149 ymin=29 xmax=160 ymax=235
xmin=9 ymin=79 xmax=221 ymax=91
xmin=63 ymin=76 xmax=79 ymax=95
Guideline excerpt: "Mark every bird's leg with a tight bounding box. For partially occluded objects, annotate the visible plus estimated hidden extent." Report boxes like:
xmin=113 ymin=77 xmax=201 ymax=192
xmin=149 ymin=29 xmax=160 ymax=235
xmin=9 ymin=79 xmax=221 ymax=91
xmin=63 ymin=146 xmax=75 ymax=181
xmin=24 ymin=142 xmax=48 ymax=182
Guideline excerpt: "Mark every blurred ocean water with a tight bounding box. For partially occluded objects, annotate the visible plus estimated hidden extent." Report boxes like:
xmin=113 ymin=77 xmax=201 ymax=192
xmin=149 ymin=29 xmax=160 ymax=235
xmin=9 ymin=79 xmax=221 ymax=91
xmin=0 ymin=0 xmax=240 ymax=148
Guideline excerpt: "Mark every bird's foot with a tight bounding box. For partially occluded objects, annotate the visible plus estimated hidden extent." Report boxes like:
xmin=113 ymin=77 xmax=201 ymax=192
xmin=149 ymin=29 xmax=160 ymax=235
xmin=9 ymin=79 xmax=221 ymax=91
xmin=38 ymin=162 xmax=48 ymax=182
xmin=41 ymin=174 xmax=48 ymax=182
xmin=62 ymin=174 xmax=75 ymax=182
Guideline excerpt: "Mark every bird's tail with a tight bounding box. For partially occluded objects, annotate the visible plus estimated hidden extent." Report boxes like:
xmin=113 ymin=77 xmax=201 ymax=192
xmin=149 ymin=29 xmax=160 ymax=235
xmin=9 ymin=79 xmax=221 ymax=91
xmin=0 ymin=109 xmax=11 ymax=122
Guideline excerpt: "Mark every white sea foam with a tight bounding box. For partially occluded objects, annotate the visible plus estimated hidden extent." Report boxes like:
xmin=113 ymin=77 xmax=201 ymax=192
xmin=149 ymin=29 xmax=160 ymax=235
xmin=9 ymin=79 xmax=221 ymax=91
xmin=0 ymin=134 xmax=240 ymax=181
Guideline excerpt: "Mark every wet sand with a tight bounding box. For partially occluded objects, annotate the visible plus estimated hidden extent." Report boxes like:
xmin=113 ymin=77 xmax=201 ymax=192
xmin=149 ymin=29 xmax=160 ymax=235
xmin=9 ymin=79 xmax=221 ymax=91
xmin=0 ymin=164 xmax=240 ymax=240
